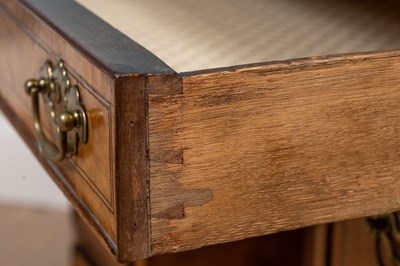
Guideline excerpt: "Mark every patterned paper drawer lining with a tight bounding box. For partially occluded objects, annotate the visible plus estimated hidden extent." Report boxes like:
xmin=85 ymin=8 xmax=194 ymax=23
xmin=77 ymin=0 xmax=400 ymax=72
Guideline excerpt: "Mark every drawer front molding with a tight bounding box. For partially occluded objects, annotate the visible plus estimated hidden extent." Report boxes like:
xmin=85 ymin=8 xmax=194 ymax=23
xmin=0 ymin=0 xmax=118 ymax=254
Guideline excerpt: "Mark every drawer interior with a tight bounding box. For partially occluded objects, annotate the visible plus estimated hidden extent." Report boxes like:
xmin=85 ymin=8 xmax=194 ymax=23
xmin=76 ymin=0 xmax=400 ymax=72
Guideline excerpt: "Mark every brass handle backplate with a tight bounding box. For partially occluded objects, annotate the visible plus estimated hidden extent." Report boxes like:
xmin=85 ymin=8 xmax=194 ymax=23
xmin=25 ymin=60 xmax=88 ymax=162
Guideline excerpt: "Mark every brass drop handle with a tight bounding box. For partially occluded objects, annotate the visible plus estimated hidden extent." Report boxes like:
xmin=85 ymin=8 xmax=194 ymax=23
xmin=24 ymin=60 xmax=88 ymax=162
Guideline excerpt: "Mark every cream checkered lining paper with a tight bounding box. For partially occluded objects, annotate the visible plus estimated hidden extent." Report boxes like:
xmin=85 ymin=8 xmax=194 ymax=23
xmin=76 ymin=0 xmax=400 ymax=72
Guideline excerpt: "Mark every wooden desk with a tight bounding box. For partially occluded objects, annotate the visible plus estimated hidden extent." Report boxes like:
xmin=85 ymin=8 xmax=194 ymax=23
xmin=1 ymin=0 xmax=400 ymax=264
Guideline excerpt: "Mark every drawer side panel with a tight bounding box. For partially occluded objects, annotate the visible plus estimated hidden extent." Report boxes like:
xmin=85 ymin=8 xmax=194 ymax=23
xmin=149 ymin=51 xmax=400 ymax=254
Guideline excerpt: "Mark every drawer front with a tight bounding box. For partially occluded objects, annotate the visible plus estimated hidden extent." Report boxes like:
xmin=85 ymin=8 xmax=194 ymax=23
xmin=0 ymin=0 xmax=175 ymax=261
xmin=0 ymin=0 xmax=116 ymax=247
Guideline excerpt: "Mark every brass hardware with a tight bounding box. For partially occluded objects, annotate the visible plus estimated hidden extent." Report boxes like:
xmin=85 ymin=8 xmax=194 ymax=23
xmin=367 ymin=212 xmax=400 ymax=266
xmin=25 ymin=60 xmax=88 ymax=162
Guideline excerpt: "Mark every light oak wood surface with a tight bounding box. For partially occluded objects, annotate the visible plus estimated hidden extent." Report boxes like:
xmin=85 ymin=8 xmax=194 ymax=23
xmin=149 ymin=51 xmax=400 ymax=254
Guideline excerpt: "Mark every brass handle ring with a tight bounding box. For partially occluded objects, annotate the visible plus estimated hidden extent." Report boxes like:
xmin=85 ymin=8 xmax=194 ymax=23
xmin=24 ymin=60 xmax=88 ymax=162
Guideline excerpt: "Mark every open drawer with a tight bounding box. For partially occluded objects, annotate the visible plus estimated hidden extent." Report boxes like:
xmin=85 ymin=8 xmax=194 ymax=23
xmin=1 ymin=0 xmax=400 ymax=262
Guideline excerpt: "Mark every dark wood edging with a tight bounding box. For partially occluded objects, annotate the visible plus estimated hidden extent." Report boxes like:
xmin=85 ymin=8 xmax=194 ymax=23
xmin=22 ymin=0 xmax=175 ymax=76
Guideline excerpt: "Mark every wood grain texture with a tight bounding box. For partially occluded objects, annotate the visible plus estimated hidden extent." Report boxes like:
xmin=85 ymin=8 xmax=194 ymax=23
xmin=5 ymin=0 xmax=400 ymax=262
xmin=149 ymin=50 xmax=400 ymax=254
xmin=302 ymin=225 xmax=329 ymax=266
xmin=114 ymin=75 xmax=149 ymax=261
xmin=330 ymin=218 xmax=378 ymax=266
